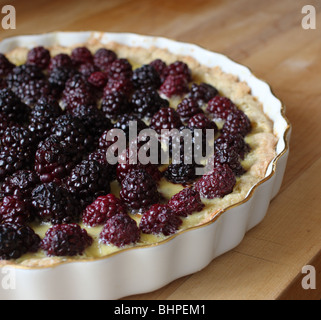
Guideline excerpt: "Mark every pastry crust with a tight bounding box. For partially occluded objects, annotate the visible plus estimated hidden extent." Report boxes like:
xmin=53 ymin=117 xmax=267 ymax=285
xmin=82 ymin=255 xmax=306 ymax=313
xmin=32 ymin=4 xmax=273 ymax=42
xmin=0 ymin=34 xmax=277 ymax=268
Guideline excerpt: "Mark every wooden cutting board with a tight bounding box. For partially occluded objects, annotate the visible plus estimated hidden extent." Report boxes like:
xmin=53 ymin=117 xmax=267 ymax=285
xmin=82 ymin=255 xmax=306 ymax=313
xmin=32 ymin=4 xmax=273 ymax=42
xmin=0 ymin=0 xmax=320 ymax=300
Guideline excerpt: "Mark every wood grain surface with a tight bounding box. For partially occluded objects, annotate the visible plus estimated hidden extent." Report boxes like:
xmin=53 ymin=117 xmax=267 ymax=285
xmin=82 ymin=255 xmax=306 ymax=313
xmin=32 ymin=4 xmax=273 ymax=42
xmin=0 ymin=0 xmax=320 ymax=300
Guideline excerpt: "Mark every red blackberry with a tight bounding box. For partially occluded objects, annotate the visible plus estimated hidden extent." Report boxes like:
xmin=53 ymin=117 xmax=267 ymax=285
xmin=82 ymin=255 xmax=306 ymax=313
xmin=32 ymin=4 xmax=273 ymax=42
xmin=221 ymin=109 xmax=252 ymax=137
xmin=159 ymin=74 xmax=190 ymax=98
xmin=176 ymin=97 xmax=204 ymax=123
xmin=88 ymin=71 xmax=108 ymax=88
xmin=34 ymin=135 xmax=82 ymax=183
xmin=48 ymin=53 xmax=74 ymax=71
xmin=168 ymin=187 xmax=204 ymax=217
xmin=163 ymin=61 xmax=192 ymax=82
xmin=101 ymin=91 xmax=130 ymax=121
xmin=194 ymin=164 xmax=236 ymax=199
xmin=83 ymin=194 xmax=127 ymax=227
xmin=187 ymin=112 xmax=218 ymax=135
xmin=0 ymin=195 xmax=33 ymax=225
xmin=41 ymin=223 xmax=93 ymax=257
xmin=103 ymin=77 xmax=134 ymax=97
xmin=0 ymin=169 xmax=40 ymax=201
xmin=132 ymin=64 xmax=161 ymax=89
xmin=0 ymin=88 xmax=31 ymax=124
xmin=131 ymin=87 xmax=169 ymax=118
xmin=206 ymin=96 xmax=238 ymax=120
xmin=150 ymin=107 xmax=182 ymax=134
xmin=189 ymin=82 xmax=218 ymax=104
xmin=70 ymin=47 xmax=93 ymax=65
xmin=28 ymin=96 xmax=63 ymax=140
xmin=149 ymin=59 xmax=167 ymax=82
xmin=139 ymin=204 xmax=182 ymax=236
xmin=78 ymin=62 xmax=98 ymax=78
xmin=31 ymin=182 xmax=82 ymax=224
xmin=108 ymin=58 xmax=133 ymax=80
xmin=26 ymin=46 xmax=51 ymax=70
xmin=65 ymin=159 xmax=112 ymax=207
xmin=99 ymin=214 xmax=140 ymax=247
xmin=0 ymin=223 xmax=41 ymax=260
xmin=93 ymin=48 xmax=117 ymax=72
xmin=0 ymin=53 xmax=15 ymax=77
xmin=164 ymin=163 xmax=197 ymax=185
xmin=119 ymin=168 xmax=160 ymax=211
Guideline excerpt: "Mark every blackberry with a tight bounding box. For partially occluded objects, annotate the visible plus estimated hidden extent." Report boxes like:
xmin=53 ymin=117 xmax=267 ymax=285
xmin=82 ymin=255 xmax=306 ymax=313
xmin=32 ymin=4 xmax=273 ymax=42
xmin=0 ymin=223 xmax=41 ymax=260
xmin=48 ymin=66 xmax=77 ymax=92
xmin=150 ymin=107 xmax=182 ymax=134
xmin=26 ymin=46 xmax=51 ymax=70
xmin=71 ymin=47 xmax=93 ymax=65
xmin=132 ymin=64 xmax=161 ymax=89
xmin=31 ymin=182 xmax=82 ymax=224
xmin=28 ymin=96 xmax=63 ymax=140
xmin=159 ymin=74 xmax=190 ymax=98
xmin=139 ymin=204 xmax=182 ymax=236
xmin=0 ymin=88 xmax=31 ymax=124
xmin=163 ymin=61 xmax=192 ymax=82
xmin=83 ymin=194 xmax=127 ymax=227
xmin=131 ymin=87 xmax=169 ymax=118
xmin=194 ymin=164 xmax=236 ymax=199
xmin=187 ymin=113 xmax=218 ymax=135
xmin=221 ymin=109 xmax=252 ymax=137
xmin=65 ymin=159 xmax=112 ymax=207
xmin=0 ymin=125 xmax=35 ymax=150
xmin=88 ymin=71 xmax=108 ymax=88
xmin=164 ymin=163 xmax=197 ymax=185
xmin=168 ymin=187 xmax=204 ymax=217
xmin=0 ymin=112 xmax=16 ymax=137
xmin=176 ymin=97 xmax=204 ymax=123
xmin=101 ymin=91 xmax=130 ymax=121
xmin=48 ymin=53 xmax=74 ymax=71
xmin=34 ymin=135 xmax=82 ymax=183
xmin=207 ymin=96 xmax=238 ymax=120
xmin=215 ymin=133 xmax=250 ymax=160
xmin=99 ymin=214 xmax=140 ymax=247
xmin=103 ymin=77 xmax=134 ymax=97
xmin=108 ymin=58 xmax=133 ymax=80
xmin=93 ymin=48 xmax=117 ymax=72
xmin=78 ymin=62 xmax=99 ymax=78
xmin=0 ymin=169 xmax=40 ymax=201
xmin=0 ymin=195 xmax=33 ymax=225
xmin=0 ymin=53 xmax=15 ymax=77
xmin=149 ymin=59 xmax=167 ymax=82
xmin=113 ymin=114 xmax=148 ymax=140
xmin=119 ymin=168 xmax=160 ymax=211
xmin=41 ymin=223 xmax=93 ymax=257
xmin=189 ymin=82 xmax=218 ymax=104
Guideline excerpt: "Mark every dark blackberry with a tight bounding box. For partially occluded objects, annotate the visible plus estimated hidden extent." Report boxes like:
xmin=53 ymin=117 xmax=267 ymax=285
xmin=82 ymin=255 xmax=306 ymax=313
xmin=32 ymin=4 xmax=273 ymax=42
xmin=149 ymin=59 xmax=167 ymax=82
xmin=108 ymin=58 xmax=133 ymax=80
xmin=131 ymin=87 xmax=169 ymax=118
xmin=0 ymin=112 xmax=16 ymax=137
xmin=97 ymin=128 xmax=121 ymax=153
xmin=189 ymin=82 xmax=218 ymax=104
xmin=103 ymin=77 xmax=134 ymax=97
xmin=0 ymin=223 xmax=41 ymax=260
xmin=101 ymin=91 xmax=130 ymax=121
xmin=78 ymin=62 xmax=99 ymax=78
xmin=83 ymin=194 xmax=127 ymax=227
xmin=168 ymin=187 xmax=204 ymax=217
xmin=113 ymin=114 xmax=148 ymax=140
xmin=34 ymin=135 xmax=82 ymax=183
xmin=0 ymin=169 xmax=40 ymax=201
xmin=28 ymin=96 xmax=63 ymax=140
xmin=65 ymin=159 xmax=112 ymax=207
xmin=132 ymin=64 xmax=161 ymax=89
xmin=150 ymin=107 xmax=182 ymax=134
xmin=100 ymin=214 xmax=140 ymax=247
xmin=31 ymin=182 xmax=82 ymax=224
xmin=0 ymin=78 xmax=7 ymax=89
xmin=119 ymin=168 xmax=160 ymax=211
xmin=93 ymin=48 xmax=117 ymax=72
xmin=48 ymin=66 xmax=77 ymax=92
xmin=41 ymin=223 xmax=93 ymax=257
xmin=221 ymin=109 xmax=252 ymax=137
xmin=50 ymin=114 xmax=94 ymax=152
xmin=139 ymin=204 xmax=182 ymax=236
xmin=48 ymin=53 xmax=74 ymax=71
xmin=176 ymin=97 xmax=204 ymax=123
xmin=194 ymin=164 xmax=236 ymax=199
xmin=206 ymin=96 xmax=238 ymax=120
xmin=164 ymin=163 xmax=197 ymax=184
xmin=0 ymin=195 xmax=33 ymax=225
xmin=0 ymin=53 xmax=15 ymax=77
xmin=71 ymin=47 xmax=93 ymax=65
xmin=88 ymin=71 xmax=108 ymax=88
xmin=0 ymin=88 xmax=31 ymax=123
xmin=187 ymin=112 xmax=218 ymax=135
xmin=163 ymin=61 xmax=192 ymax=82
xmin=26 ymin=46 xmax=51 ymax=70
xmin=159 ymin=74 xmax=190 ymax=98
